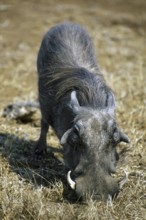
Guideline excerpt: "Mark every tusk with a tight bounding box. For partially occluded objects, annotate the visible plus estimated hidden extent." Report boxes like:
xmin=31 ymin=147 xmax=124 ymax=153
xmin=67 ymin=171 xmax=76 ymax=190
xmin=119 ymin=170 xmax=129 ymax=189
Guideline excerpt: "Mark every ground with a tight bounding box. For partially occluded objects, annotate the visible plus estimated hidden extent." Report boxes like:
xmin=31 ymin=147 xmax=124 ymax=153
xmin=0 ymin=0 xmax=146 ymax=219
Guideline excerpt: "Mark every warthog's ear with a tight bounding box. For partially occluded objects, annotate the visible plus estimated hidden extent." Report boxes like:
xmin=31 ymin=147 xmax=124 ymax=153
xmin=60 ymin=122 xmax=82 ymax=146
xmin=60 ymin=128 xmax=73 ymax=145
xmin=106 ymin=92 xmax=115 ymax=117
xmin=69 ymin=91 xmax=80 ymax=113
xmin=119 ymin=130 xmax=130 ymax=143
xmin=113 ymin=129 xmax=130 ymax=144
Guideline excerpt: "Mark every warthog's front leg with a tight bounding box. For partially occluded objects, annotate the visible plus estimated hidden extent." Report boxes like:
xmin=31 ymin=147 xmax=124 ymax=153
xmin=33 ymin=119 xmax=50 ymax=159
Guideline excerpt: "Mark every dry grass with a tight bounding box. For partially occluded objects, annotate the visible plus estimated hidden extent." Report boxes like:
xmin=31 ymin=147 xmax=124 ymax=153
xmin=0 ymin=0 xmax=146 ymax=219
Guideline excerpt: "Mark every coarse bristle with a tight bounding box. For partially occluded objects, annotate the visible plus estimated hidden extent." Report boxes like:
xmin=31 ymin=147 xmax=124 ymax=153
xmin=0 ymin=0 xmax=146 ymax=219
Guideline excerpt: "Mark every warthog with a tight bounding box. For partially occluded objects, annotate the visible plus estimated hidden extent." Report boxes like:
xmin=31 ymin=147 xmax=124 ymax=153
xmin=35 ymin=22 xmax=130 ymax=200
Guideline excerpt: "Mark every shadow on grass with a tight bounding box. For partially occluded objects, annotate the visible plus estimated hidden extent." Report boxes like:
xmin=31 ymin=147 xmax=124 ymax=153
xmin=0 ymin=132 xmax=78 ymax=202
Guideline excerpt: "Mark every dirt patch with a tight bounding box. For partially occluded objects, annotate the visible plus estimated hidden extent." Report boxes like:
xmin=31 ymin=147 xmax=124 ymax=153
xmin=0 ymin=0 xmax=146 ymax=219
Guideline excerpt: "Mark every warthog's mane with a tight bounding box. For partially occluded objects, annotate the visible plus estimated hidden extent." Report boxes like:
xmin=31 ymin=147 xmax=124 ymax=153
xmin=38 ymin=22 xmax=114 ymax=109
xmin=45 ymin=66 xmax=113 ymax=109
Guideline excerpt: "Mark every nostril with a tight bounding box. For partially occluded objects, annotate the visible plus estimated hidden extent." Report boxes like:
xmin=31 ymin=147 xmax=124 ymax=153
xmin=76 ymin=170 xmax=84 ymax=176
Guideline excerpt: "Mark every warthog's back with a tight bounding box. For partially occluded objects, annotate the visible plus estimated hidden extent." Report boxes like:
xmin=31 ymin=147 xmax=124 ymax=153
xmin=37 ymin=22 xmax=114 ymax=110
xmin=37 ymin=22 xmax=98 ymax=74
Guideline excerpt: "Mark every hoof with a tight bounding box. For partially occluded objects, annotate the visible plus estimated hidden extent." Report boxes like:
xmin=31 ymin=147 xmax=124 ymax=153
xmin=33 ymin=145 xmax=54 ymax=160
xmin=33 ymin=148 xmax=47 ymax=160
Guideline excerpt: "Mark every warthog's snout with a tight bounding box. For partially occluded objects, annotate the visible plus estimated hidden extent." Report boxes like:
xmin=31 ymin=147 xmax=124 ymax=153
xmin=67 ymin=169 xmax=119 ymax=200
xmin=67 ymin=169 xmax=129 ymax=200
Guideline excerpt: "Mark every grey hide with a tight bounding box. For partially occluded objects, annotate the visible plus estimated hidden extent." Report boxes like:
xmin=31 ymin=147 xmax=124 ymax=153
xmin=35 ymin=22 xmax=130 ymax=200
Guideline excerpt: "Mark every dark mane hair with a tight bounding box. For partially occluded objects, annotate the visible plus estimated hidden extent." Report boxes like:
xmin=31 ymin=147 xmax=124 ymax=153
xmin=38 ymin=22 xmax=114 ymax=109
xmin=46 ymin=66 xmax=114 ymax=109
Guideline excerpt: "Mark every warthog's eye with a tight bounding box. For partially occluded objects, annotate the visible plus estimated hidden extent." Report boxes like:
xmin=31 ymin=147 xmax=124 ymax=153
xmin=73 ymin=124 xmax=80 ymax=136
xmin=67 ymin=126 xmax=80 ymax=146
xmin=111 ymin=127 xmax=120 ymax=145
xmin=72 ymin=169 xmax=84 ymax=178
xmin=113 ymin=131 xmax=120 ymax=143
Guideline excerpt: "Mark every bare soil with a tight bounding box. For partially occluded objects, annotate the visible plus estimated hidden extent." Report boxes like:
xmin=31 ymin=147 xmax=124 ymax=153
xmin=0 ymin=0 xmax=146 ymax=219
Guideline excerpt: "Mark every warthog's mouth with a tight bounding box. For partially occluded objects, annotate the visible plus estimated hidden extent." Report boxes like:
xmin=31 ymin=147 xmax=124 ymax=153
xmin=67 ymin=170 xmax=129 ymax=199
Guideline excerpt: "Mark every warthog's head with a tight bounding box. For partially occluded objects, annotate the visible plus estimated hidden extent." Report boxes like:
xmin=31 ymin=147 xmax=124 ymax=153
xmin=61 ymin=91 xmax=130 ymax=200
